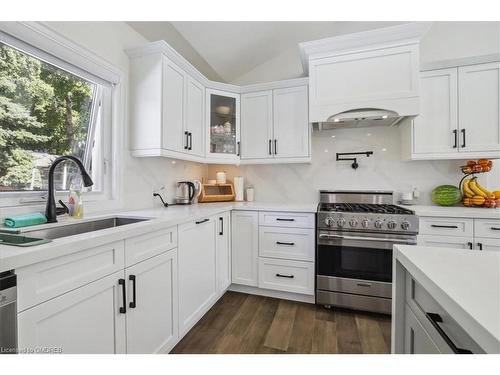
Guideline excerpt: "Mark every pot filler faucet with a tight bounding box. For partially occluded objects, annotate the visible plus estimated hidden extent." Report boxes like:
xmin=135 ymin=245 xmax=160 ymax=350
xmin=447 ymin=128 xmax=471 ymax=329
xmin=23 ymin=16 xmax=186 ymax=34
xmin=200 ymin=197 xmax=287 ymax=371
xmin=45 ymin=156 xmax=94 ymax=223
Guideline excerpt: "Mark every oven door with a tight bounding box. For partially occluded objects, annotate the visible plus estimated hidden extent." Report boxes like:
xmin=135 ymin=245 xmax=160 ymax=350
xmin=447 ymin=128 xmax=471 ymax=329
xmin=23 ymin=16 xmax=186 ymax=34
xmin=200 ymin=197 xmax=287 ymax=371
xmin=317 ymin=230 xmax=417 ymax=283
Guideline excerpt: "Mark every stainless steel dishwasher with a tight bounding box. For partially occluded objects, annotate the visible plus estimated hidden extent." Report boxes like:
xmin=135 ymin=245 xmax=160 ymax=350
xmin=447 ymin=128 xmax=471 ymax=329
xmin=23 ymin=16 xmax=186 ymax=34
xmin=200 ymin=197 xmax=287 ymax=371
xmin=0 ymin=271 xmax=17 ymax=354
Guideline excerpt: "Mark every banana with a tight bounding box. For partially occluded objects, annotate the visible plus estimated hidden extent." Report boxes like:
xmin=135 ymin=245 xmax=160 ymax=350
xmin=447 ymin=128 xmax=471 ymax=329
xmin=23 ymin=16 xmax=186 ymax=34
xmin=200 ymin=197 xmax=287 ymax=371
xmin=474 ymin=178 xmax=494 ymax=197
xmin=469 ymin=178 xmax=488 ymax=198
xmin=462 ymin=178 xmax=475 ymax=198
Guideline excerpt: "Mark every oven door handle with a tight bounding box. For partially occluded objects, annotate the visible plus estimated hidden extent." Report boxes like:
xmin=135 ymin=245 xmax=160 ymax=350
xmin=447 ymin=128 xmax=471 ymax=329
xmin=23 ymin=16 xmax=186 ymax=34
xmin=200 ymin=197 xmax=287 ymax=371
xmin=318 ymin=233 xmax=417 ymax=245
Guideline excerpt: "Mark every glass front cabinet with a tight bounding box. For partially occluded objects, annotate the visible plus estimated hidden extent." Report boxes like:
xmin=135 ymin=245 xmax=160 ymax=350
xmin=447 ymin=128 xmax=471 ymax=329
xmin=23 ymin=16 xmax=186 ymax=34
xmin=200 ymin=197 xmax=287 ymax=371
xmin=205 ymin=89 xmax=240 ymax=162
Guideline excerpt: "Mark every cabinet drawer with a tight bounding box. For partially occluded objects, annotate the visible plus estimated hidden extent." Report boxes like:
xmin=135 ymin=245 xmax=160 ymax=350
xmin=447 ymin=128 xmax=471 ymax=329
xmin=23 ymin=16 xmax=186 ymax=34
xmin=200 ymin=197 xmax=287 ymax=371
xmin=405 ymin=272 xmax=483 ymax=353
xmin=417 ymin=234 xmax=473 ymax=250
xmin=17 ymin=241 xmax=125 ymax=311
xmin=419 ymin=217 xmax=473 ymax=236
xmin=125 ymin=226 xmax=177 ymax=267
xmin=259 ymin=211 xmax=315 ymax=228
xmin=259 ymin=226 xmax=314 ymax=261
xmin=474 ymin=219 xmax=500 ymax=239
xmin=258 ymin=257 xmax=314 ymax=295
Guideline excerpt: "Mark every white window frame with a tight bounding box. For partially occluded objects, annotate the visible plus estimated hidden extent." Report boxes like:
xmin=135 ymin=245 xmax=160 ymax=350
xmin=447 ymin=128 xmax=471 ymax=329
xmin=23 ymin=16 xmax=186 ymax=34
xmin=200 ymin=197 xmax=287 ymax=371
xmin=0 ymin=22 xmax=122 ymax=211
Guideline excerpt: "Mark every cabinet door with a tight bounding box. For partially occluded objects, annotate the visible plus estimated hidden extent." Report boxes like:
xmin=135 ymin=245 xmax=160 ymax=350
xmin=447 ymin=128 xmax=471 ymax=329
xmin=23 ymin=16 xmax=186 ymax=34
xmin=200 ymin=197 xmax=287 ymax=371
xmin=404 ymin=305 xmax=441 ymax=354
xmin=162 ymin=56 xmax=186 ymax=153
xmin=240 ymin=90 xmax=273 ymax=159
xmin=185 ymin=75 xmax=205 ymax=157
xmin=475 ymin=237 xmax=500 ymax=252
xmin=413 ymin=69 xmax=458 ymax=154
xmin=216 ymin=212 xmax=231 ymax=293
xmin=273 ymin=86 xmax=309 ymax=158
xmin=459 ymin=63 xmax=500 ymax=152
xmin=18 ymin=271 xmax=126 ymax=354
xmin=178 ymin=217 xmax=217 ymax=335
xmin=417 ymin=234 xmax=473 ymax=250
xmin=231 ymin=211 xmax=259 ymax=286
xmin=125 ymin=250 xmax=178 ymax=354
xmin=206 ymin=89 xmax=240 ymax=161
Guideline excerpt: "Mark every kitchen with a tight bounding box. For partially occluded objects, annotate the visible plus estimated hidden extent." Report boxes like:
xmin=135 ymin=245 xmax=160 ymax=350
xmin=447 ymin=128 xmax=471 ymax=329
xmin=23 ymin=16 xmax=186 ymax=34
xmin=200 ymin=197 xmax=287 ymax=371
xmin=0 ymin=3 xmax=499 ymax=373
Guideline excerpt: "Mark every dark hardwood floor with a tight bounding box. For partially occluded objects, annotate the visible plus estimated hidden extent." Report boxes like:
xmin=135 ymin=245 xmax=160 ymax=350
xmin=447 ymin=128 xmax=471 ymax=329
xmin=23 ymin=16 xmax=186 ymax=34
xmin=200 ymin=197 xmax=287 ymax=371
xmin=171 ymin=291 xmax=391 ymax=354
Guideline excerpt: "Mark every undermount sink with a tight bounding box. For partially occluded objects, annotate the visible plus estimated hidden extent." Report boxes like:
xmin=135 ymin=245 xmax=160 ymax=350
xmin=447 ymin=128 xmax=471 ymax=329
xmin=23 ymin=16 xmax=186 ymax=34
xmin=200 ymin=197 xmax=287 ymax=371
xmin=5 ymin=217 xmax=149 ymax=241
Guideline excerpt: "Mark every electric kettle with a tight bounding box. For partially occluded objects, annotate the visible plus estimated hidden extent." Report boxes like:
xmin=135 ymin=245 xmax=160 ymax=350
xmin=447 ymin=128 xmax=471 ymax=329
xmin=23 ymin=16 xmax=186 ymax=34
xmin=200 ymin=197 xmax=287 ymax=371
xmin=175 ymin=181 xmax=196 ymax=205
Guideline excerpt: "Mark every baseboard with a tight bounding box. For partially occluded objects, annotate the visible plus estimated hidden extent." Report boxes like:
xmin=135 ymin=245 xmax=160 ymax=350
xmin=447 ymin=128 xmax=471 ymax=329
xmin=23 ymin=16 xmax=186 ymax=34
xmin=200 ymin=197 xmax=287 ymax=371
xmin=229 ymin=284 xmax=315 ymax=304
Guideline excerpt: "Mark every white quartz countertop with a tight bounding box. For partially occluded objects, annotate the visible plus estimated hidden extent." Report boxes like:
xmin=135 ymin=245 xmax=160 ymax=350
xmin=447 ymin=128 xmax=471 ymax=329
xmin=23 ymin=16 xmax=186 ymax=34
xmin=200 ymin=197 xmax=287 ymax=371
xmin=394 ymin=244 xmax=500 ymax=353
xmin=0 ymin=201 xmax=316 ymax=272
xmin=411 ymin=205 xmax=500 ymax=219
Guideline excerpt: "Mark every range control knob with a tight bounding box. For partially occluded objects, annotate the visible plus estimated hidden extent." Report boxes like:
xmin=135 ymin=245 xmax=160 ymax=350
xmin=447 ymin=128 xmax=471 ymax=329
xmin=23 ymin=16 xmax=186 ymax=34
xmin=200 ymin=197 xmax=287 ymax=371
xmin=387 ymin=221 xmax=397 ymax=230
xmin=374 ymin=220 xmax=383 ymax=229
xmin=337 ymin=218 xmax=346 ymax=228
xmin=324 ymin=217 xmax=335 ymax=227
xmin=349 ymin=219 xmax=358 ymax=228
xmin=401 ymin=221 xmax=411 ymax=231
xmin=361 ymin=219 xmax=370 ymax=228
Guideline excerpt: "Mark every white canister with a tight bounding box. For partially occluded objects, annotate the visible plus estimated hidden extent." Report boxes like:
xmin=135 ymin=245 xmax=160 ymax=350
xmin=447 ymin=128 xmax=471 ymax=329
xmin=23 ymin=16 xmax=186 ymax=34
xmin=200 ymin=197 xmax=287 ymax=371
xmin=234 ymin=176 xmax=244 ymax=201
xmin=246 ymin=186 xmax=255 ymax=202
xmin=216 ymin=171 xmax=227 ymax=184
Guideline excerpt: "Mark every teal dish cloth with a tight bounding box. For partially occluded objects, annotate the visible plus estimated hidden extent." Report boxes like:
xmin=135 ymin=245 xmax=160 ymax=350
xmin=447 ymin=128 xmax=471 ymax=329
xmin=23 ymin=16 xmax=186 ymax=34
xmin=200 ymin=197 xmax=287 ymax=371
xmin=4 ymin=213 xmax=47 ymax=228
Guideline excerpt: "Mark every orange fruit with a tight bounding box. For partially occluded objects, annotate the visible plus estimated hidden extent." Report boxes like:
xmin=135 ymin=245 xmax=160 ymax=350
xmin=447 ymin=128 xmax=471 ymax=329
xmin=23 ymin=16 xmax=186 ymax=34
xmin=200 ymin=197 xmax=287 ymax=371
xmin=493 ymin=191 xmax=500 ymax=199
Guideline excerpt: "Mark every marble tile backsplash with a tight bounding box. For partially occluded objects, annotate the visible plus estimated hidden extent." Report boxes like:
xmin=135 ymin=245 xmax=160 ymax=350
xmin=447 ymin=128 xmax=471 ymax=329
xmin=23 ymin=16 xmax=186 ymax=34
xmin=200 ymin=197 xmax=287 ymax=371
xmin=208 ymin=126 xmax=499 ymax=205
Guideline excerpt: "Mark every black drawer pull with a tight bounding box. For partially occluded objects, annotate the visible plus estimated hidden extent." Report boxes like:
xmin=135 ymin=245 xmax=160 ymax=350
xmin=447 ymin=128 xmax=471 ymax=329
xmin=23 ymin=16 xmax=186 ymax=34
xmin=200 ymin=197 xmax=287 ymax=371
xmin=274 ymin=139 xmax=277 ymax=155
xmin=118 ymin=278 xmax=126 ymax=314
xmin=490 ymin=227 xmax=500 ymax=231
xmin=184 ymin=131 xmax=189 ymax=150
xmin=188 ymin=132 xmax=192 ymax=150
xmin=431 ymin=224 xmax=458 ymax=229
xmin=477 ymin=243 xmax=483 ymax=251
xmin=461 ymin=128 xmax=466 ymax=148
xmin=452 ymin=129 xmax=458 ymax=148
xmin=268 ymin=139 xmax=272 ymax=155
xmin=129 ymin=275 xmax=137 ymax=308
xmin=219 ymin=217 xmax=223 ymax=236
xmin=276 ymin=241 xmax=295 ymax=246
xmin=426 ymin=313 xmax=473 ymax=354
xmin=276 ymin=273 xmax=294 ymax=279
xmin=196 ymin=218 xmax=209 ymax=224
xmin=468 ymin=242 xmax=473 ymax=250
xmin=276 ymin=218 xmax=295 ymax=222
xmin=237 ymin=141 xmax=240 ymax=157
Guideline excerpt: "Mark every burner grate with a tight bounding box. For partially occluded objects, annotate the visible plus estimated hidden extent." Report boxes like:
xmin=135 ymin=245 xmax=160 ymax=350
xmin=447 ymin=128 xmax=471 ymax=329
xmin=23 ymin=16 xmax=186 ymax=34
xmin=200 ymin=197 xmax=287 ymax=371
xmin=319 ymin=203 xmax=414 ymax=215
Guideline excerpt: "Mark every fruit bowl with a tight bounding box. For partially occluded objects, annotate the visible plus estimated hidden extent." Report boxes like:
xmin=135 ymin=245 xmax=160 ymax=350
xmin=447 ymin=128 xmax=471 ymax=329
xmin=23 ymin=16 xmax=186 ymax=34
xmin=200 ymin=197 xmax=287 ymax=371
xmin=459 ymin=159 xmax=499 ymax=208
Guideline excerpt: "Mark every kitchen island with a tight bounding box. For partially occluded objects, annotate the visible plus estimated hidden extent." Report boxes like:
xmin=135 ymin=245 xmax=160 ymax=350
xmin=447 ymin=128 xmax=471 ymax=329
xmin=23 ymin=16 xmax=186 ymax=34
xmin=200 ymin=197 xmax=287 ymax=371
xmin=392 ymin=244 xmax=500 ymax=354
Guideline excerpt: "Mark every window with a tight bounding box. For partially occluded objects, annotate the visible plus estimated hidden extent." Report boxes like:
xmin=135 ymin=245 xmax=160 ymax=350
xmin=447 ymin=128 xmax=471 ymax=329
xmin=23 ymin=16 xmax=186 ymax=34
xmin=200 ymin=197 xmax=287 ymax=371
xmin=0 ymin=39 xmax=109 ymax=195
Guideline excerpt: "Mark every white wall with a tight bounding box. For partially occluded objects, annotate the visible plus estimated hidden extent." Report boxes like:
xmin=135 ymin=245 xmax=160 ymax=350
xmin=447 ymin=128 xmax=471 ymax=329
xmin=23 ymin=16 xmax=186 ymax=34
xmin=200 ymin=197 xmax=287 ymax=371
xmin=208 ymin=125 xmax=500 ymax=205
xmin=44 ymin=22 xmax=208 ymax=211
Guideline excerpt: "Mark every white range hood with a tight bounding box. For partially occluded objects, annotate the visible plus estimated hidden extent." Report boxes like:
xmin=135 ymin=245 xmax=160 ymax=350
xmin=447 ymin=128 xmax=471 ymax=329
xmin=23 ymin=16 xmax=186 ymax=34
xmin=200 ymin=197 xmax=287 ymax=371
xmin=300 ymin=22 xmax=433 ymax=128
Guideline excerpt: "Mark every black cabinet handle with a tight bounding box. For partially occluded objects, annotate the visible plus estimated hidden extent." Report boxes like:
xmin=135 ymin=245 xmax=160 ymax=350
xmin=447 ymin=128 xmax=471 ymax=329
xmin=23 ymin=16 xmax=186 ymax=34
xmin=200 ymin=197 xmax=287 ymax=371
xmin=452 ymin=129 xmax=458 ymax=148
xmin=426 ymin=313 xmax=473 ymax=354
xmin=274 ymin=139 xmax=277 ymax=155
xmin=268 ymin=139 xmax=272 ymax=155
xmin=431 ymin=224 xmax=458 ymax=229
xmin=468 ymin=242 xmax=473 ymax=250
xmin=219 ymin=217 xmax=223 ymax=236
xmin=477 ymin=243 xmax=483 ymax=251
xmin=276 ymin=241 xmax=295 ymax=246
xmin=184 ymin=131 xmax=189 ymax=150
xmin=276 ymin=273 xmax=294 ymax=279
xmin=237 ymin=141 xmax=240 ymax=157
xmin=461 ymin=129 xmax=466 ymax=148
xmin=188 ymin=132 xmax=192 ymax=150
xmin=129 ymin=275 xmax=137 ymax=308
xmin=118 ymin=278 xmax=126 ymax=314
xmin=196 ymin=218 xmax=209 ymax=225
xmin=490 ymin=227 xmax=500 ymax=231
xmin=276 ymin=218 xmax=295 ymax=222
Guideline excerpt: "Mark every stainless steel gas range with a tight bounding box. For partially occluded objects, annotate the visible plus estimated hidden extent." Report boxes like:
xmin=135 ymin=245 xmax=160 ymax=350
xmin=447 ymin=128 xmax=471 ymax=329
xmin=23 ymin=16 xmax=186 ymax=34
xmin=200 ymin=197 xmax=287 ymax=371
xmin=316 ymin=190 xmax=419 ymax=314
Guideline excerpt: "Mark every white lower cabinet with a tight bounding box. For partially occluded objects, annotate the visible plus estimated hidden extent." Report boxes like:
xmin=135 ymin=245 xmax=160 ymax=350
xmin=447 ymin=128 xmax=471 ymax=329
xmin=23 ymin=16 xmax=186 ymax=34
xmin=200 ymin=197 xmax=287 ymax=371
xmin=404 ymin=304 xmax=440 ymax=354
xmin=258 ymin=258 xmax=314 ymax=295
xmin=18 ymin=270 xmax=127 ymax=354
xmin=417 ymin=234 xmax=473 ymax=250
xmin=231 ymin=210 xmax=259 ymax=286
xmin=125 ymin=250 xmax=178 ymax=354
xmin=475 ymin=237 xmax=500 ymax=252
xmin=216 ymin=211 xmax=232 ymax=293
xmin=178 ymin=217 xmax=218 ymax=336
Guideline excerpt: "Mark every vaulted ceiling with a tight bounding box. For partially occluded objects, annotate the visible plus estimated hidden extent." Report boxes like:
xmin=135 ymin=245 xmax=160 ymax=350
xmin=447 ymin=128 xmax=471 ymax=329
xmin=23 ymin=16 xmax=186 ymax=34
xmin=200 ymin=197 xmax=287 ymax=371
xmin=128 ymin=21 xmax=406 ymax=83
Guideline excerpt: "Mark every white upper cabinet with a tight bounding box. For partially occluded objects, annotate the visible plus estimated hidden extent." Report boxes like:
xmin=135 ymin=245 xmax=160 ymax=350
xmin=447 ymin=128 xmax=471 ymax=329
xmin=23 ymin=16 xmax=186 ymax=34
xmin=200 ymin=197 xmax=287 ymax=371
xmin=412 ymin=68 xmax=458 ymax=155
xmin=273 ymin=86 xmax=309 ymax=158
xmin=407 ymin=62 xmax=500 ymax=160
xmin=162 ymin=56 xmax=186 ymax=153
xmin=206 ymin=89 xmax=240 ymax=162
xmin=240 ymin=90 xmax=273 ymax=159
xmin=185 ymin=76 xmax=205 ymax=157
xmin=458 ymin=62 xmax=500 ymax=153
